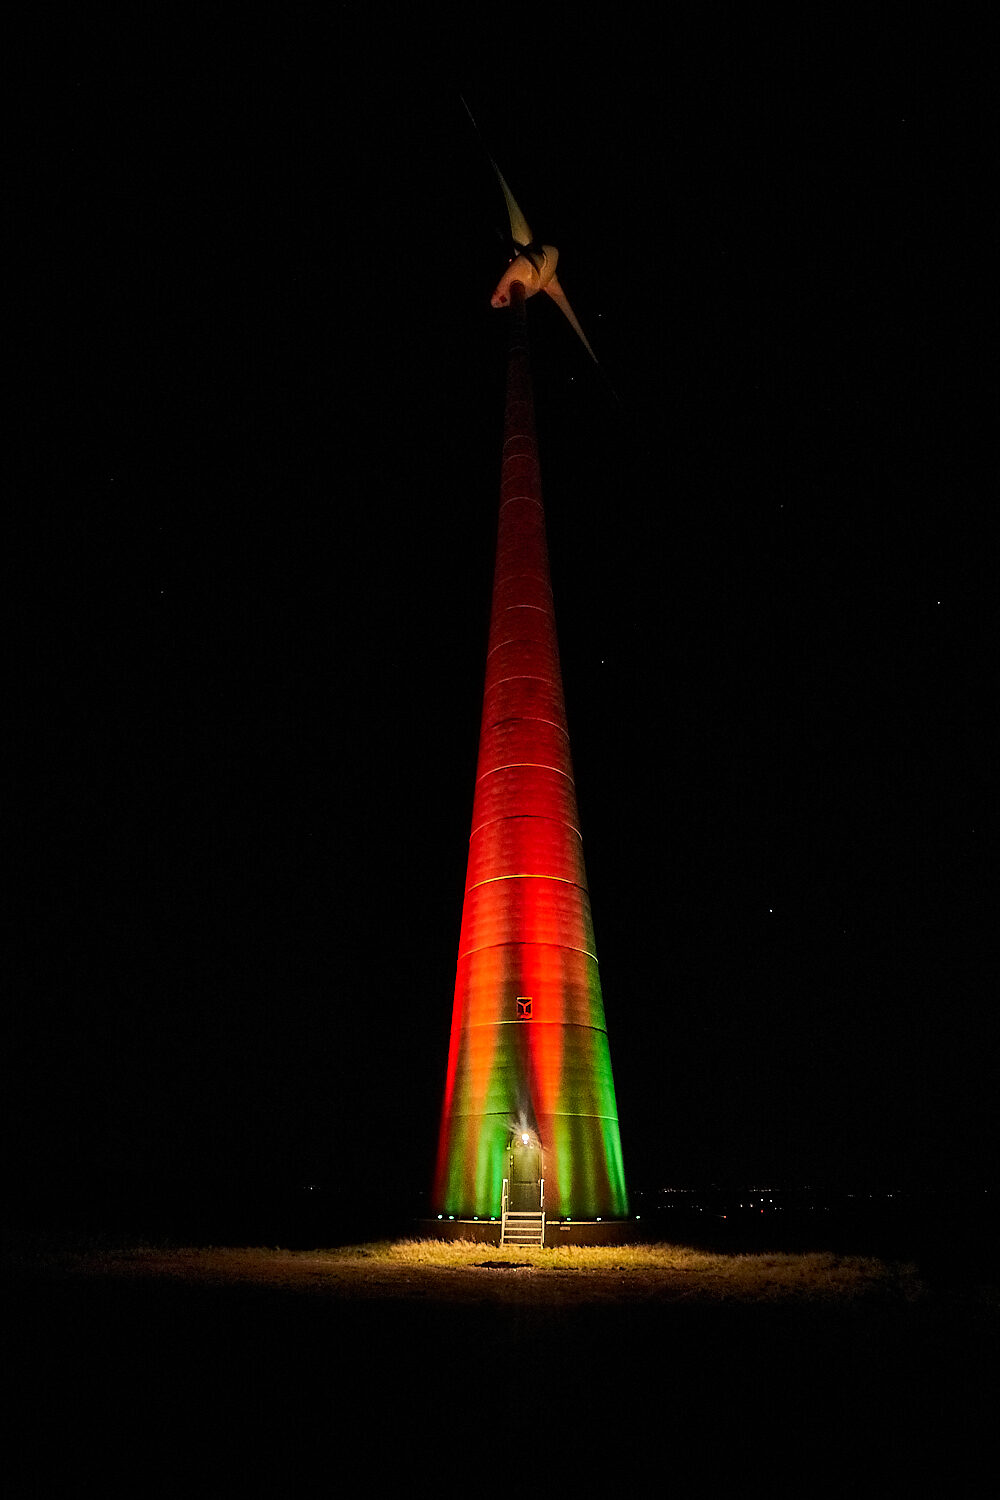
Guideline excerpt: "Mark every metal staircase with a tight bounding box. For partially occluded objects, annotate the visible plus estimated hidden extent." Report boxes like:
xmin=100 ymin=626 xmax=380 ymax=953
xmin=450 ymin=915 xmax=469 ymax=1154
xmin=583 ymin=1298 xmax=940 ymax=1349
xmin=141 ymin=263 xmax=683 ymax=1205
xmin=500 ymin=1178 xmax=545 ymax=1247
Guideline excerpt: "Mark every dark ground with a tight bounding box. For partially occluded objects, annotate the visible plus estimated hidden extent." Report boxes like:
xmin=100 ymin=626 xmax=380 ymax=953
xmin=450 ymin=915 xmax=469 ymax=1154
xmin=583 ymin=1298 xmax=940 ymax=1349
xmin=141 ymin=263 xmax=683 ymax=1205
xmin=5 ymin=1254 xmax=995 ymax=1488
xmin=6 ymin=1230 xmax=995 ymax=1493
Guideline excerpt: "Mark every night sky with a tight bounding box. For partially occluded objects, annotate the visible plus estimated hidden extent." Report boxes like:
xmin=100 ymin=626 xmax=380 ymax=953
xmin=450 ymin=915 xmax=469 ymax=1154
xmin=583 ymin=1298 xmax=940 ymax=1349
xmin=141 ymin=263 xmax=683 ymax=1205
xmin=10 ymin=12 xmax=993 ymax=1223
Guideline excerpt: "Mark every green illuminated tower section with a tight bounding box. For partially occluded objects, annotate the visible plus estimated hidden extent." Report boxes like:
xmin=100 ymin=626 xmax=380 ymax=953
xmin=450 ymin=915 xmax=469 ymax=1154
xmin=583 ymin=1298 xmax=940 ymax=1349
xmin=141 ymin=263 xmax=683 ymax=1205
xmin=434 ymin=282 xmax=627 ymax=1219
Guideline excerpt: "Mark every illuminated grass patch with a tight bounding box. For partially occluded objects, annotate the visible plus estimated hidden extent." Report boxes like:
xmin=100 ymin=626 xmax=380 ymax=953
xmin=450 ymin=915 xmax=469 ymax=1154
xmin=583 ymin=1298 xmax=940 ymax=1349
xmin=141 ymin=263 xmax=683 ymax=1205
xmin=10 ymin=1239 xmax=929 ymax=1306
xmin=351 ymin=1238 xmax=922 ymax=1302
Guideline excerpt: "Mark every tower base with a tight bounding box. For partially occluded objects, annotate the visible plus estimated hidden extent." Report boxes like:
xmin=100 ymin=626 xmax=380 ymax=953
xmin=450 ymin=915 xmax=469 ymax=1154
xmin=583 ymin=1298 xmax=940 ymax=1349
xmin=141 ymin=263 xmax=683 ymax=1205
xmin=415 ymin=1218 xmax=641 ymax=1246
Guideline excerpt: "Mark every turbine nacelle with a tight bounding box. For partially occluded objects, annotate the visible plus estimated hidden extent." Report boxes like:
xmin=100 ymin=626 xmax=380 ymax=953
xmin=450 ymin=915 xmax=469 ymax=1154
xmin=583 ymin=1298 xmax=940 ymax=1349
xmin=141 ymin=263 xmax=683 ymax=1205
xmin=491 ymin=243 xmax=560 ymax=307
xmin=462 ymin=99 xmax=598 ymax=363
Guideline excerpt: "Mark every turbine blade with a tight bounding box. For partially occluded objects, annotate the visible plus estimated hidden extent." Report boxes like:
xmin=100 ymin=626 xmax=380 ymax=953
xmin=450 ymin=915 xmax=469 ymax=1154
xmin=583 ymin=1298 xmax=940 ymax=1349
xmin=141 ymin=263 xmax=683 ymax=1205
xmin=544 ymin=275 xmax=598 ymax=363
xmin=493 ymin=165 xmax=534 ymax=250
xmin=459 ymin=96 xmax=534 ymax=248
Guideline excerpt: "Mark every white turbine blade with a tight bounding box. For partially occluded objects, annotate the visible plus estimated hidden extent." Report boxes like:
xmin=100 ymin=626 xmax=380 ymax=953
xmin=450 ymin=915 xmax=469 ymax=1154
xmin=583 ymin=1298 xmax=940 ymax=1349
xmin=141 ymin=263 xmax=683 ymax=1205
xmin=460 ymin=95 xmax=534 ymax=248
xmin=493 ymin=164 xmax=534 ymax=250
xmin=544 ymin=275 xmax=598 ymax=363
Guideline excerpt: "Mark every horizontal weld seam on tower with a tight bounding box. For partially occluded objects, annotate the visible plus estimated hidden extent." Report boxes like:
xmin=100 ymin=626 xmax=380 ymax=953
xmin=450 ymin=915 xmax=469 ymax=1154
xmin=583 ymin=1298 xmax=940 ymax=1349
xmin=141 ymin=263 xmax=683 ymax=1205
xmin=479 ymin=728 xmax=570 ymax=744
xmin=469 ymin=817 xmax=583 ymax=840
xmin=446 ymin=1115 xmax=620 ymax=1130
xmin=475 ymin=763 xmax=576 ymax=783
xmin=488 ymin=1023 xmax=611 ymax=1039
xmin=485 ymin=715 xmax=568 ymax=732
xmin=449 ymin=1113 xmax=619 ymax=1125
xmin=466 ymin=874 xmax=588 ymax=890
xmin=469 ymin=808 xmax=580 ymax=821
xmin=449 ymin=1029 xmax=613 ymax=1049
xmin=491 ymin=591 xmax=550 ymax=603
xmin=493 ymin=571 xmax=552 ymax=586
xmin=485 ymin=717 xmax=566 ymax=735
xmin=532 ymin=1109 xmax=621 ymax=1122
xmin=457 ymin=939 xmax=598 ymax=962
xmin=448 ymin=1111 xmax=619 ymax=1125
xmin=487 ymin=633 xmax=558 ymax=658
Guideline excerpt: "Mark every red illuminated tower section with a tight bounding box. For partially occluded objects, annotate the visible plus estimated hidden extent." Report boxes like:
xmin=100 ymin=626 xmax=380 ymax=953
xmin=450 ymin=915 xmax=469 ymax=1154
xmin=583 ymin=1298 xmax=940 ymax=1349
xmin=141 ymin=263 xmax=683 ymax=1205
xmin=434 ymin=283 xmax=627 ymax=1220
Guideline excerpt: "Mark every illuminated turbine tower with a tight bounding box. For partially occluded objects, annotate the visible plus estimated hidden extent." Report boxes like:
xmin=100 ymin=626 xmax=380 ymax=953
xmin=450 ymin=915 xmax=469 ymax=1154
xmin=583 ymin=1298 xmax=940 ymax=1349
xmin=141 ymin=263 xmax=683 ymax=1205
xmin=433 ymin=154 xmax=627 ymax=1221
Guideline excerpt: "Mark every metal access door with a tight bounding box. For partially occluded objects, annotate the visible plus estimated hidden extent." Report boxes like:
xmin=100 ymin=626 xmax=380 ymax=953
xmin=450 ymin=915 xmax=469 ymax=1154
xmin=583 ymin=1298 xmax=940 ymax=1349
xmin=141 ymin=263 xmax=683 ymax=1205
xmin=509 ymin=1138 xmax=543 ymax=1211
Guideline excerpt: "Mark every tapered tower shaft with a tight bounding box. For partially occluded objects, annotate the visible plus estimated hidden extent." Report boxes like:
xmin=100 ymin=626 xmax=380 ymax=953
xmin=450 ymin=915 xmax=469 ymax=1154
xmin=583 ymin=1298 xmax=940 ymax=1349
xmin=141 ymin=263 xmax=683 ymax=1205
xmin=434 ymin=282 xmax=627 ymax=1219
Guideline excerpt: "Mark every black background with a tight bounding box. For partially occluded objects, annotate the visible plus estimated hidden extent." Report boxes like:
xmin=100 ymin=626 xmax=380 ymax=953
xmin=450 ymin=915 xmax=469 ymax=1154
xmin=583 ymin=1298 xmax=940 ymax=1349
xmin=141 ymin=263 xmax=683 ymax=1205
xmin=9 ymin=9 xmax=994 ymax=1232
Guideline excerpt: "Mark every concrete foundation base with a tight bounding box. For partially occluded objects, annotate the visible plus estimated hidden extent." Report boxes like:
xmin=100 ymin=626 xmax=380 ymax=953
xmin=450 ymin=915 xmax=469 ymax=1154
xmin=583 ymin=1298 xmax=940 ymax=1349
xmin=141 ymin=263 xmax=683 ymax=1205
xmin=414 ymin=1218 xmax=643 ymax=1247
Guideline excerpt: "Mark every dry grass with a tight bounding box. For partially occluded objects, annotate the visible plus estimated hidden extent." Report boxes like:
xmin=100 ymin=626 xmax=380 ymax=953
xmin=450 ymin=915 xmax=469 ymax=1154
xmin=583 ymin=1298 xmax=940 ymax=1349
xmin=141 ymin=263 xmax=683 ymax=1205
xmin=18 ymin=1236 xmax=928 ymax=1307
xmin=368 ymin=1237 xmax=924 ymax=1302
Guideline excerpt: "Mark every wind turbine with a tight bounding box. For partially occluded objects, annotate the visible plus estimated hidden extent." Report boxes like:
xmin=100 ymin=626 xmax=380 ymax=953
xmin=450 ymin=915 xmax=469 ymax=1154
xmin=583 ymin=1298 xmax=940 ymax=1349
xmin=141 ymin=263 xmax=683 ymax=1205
xmin=433 ymin=103 xmax=628 ymax=1239
xmin=462 ymin=97 xmax=599 ymax=362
